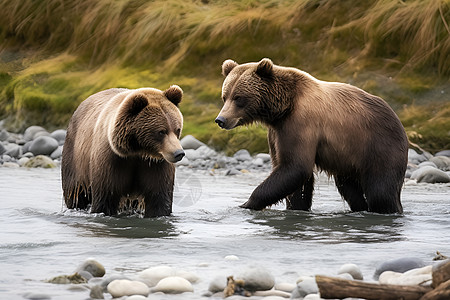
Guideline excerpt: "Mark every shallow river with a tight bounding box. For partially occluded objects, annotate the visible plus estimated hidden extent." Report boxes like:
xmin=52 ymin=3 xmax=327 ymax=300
xmin=0 ymin=167 xmax=449 ymax=299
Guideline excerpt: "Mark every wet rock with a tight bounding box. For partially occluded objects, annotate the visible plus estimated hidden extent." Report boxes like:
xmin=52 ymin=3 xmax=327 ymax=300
xmin=152 ymin=276 xmax=194 ymax=294
xmin=291 ymin=277 xmax=318 ymax=299
xmin=408 ymin=149 xmax=429 ymax=164
xmin=89 ymin=285 xmax=104 ymax=299
xmin=418 ymin=161 xmax=438 ymax=168
xmin=107 ymin=279 xmax=149 ymax=298
xmin=18 ymin=157 xmax=30 ymax=166
xmin=1 ymin=154 xmax=11 ymax=162
xmin=23 ymin=155 xmax=56 ymax=168
xmin=50 ymin=146 xmax=63 ymax=159
xmin=45 ymin=273 xmax=87 ymax=284
xmin=138 ymin=265 xmax=174 ymax=287
xmin=50 ymin=129 xmax=66 ymax=145
xmin=374 ymin=257 xmax=425 ymax=280
xmin=75 ymin=259 xmax=105 ymax=277
xmin=435 ymin=150 xmax=450 ymax=157
xmin=180 ymin=135 xmax=205 ymax=150
xmin=29 ymin=136 xmax=59 ymax=156
xmin=235 ymin=265 xmax=275 ymax=291
xmin=411 ymin=166 xmax=450 ymax=183
xmin=2 ymin=162 xmax=20 ymax=168
xmin=274 ymin=282 xmax=296 ymax=292
xmin=430 ymin=156 xmax=450 ymax=171
xmin=208 ymin=275 xmax=227 ymax=293
xmin=378 ymin=265 xmax=432 ymax=286
xmin=213 ymin=157 xmax=227 ymax=169
xmin=0 ymin=143 xmax=6 ymax=155
xmin=252 ymin=157 xmax=264 ymax=167
xmin=256 ymin=153 xmax=271 ymax=163
xmin=22 ymin=151 xmax=34 ymax=158
xmin=4 ymin=143 xmax=21 ymax=158
xmin=34 ymin=131 xmax=51 ymax=138
xmin=94 ymin=274 xmax=130 ymax=291
xmin=23 ymin=126 xmax=47 ymax=141
xmin=338 ymin=263 xmax=363 ymax=280
xmin=234 ymin=149 xmax=252 ymax=162
xmin=184 ymin=149 xmax=201 ymax=161
xmin=0 ymin=129 xmax=9 ymax=141
xmin=254 ymin=289 xmax=291 ymax=297
xmin=196 ymin=145 xmax=217 ymax=159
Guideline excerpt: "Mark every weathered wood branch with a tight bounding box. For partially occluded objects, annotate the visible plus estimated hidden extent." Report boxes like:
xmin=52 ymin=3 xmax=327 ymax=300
xmin=420 ymin=279 xmax=450 ymax=300
xmin=432 ymin=260 xmax=450 ymax=288
xmin=315 ymin=275 xmax=432 ymax=300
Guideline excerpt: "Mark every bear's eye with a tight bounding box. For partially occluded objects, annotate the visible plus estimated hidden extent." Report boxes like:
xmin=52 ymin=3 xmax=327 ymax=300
xmin=159 ymin=130 xmax=168 ymax=137
xmin=175 ymin=128 xmax=181 ymax=137
xmin=233 ymin=96 xmax=245 ymax=108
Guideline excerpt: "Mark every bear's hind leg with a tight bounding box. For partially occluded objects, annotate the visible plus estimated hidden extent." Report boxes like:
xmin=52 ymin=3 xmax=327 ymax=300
xmin=363 ymin=178 xmax=403 ymax=214
xmin=286 ymin=174 xmax=314 ymax=210
xmin=335 ymin=175 xmax=368 ymax=212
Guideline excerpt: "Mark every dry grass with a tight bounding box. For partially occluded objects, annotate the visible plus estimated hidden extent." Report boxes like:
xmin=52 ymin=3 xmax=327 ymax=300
xmin=0 ymin=0 xmax=448 ymax=152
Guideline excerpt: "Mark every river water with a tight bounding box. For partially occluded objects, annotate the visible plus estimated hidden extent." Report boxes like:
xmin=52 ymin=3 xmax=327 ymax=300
xmin=0 ymin=167 xmax=449 ymax=299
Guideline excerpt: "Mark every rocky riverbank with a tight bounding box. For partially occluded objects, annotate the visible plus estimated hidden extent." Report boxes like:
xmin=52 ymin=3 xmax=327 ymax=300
xmin=1 ymin=124 xmax=449 ymax=184
xmin=36 ymin=255 xmax=449 ymax=300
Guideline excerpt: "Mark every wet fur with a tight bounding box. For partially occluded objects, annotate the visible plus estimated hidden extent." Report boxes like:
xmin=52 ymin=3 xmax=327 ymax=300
xmin=62 ymin=87 xmax=182 ymax=217
xmin=219 ymin=59 xmax=408 ymax=214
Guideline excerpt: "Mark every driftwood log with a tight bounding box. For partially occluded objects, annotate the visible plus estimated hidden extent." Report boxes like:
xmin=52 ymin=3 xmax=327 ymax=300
xmin=431 ymin=260 xmax=450 ymax=288
xmin=420 ymin=279 xmax=450 ymax=300
xmin=315 ymin=275 xmax=432 ymax=300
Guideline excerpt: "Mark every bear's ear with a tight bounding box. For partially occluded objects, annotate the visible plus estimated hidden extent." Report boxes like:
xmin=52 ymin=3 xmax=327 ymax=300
xmin=222 ymin=59 xmax=238 ymax=77
xmin=256 ymin=58 xmax=273 ymax=78
xmin=126 ymin=94 xmax=149 ymax=116
xmin=164 ymin=85 xmax=183 ymax=106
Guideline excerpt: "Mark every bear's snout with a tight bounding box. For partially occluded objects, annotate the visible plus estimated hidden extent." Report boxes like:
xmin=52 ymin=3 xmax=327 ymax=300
xmin=215 ymin=116 xmax=227 ymax=129
xmin=173 ymin=149 xmax=185 ymax=162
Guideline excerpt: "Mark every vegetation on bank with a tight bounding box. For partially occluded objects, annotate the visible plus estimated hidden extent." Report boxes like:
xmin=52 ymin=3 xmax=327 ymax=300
xmin=0 ymin=0 xmax=449 ymax=154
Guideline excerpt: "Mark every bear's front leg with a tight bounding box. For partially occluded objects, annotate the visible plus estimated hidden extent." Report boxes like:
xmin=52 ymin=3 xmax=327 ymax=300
xmin=143 ymin=190 xmax=173 ymax=217
xmin=240 ymin=165 xmax=311 ymax=210
xmin=286 ymin=174 xmax=314 ymax=210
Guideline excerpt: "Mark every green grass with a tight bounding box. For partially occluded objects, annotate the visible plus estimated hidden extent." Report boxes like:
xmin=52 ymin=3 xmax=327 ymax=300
xmin=0 ymin=0 xmax=449 ymax=153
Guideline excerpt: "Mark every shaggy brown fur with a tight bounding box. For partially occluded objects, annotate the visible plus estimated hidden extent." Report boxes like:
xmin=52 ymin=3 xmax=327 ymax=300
xmin=215 ymin=58 xmax=408 ymax=214
xmin=62 ymin=86 xmax=184 ymax=217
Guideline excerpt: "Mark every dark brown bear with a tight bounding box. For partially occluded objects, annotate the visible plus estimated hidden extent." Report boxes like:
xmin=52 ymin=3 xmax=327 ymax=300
xmin=215 ymin=58 xmax=408 ymax=214
xmin=62 ymin=86 xmax=185 ymax=217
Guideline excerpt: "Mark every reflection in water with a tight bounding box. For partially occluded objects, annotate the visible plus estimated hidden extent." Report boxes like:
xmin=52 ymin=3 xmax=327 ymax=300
xmin=57 ymin=213 xmax=180 ymax=239
xmin=249 ymin=210 xmax=406 ymax=243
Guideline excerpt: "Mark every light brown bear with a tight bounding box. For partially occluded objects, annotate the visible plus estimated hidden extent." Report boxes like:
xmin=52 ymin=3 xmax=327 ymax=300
xmin=215 ymin=58 xmax=408 ymax=214
xmin=62 ymin=86 xmax=185 ymax=217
